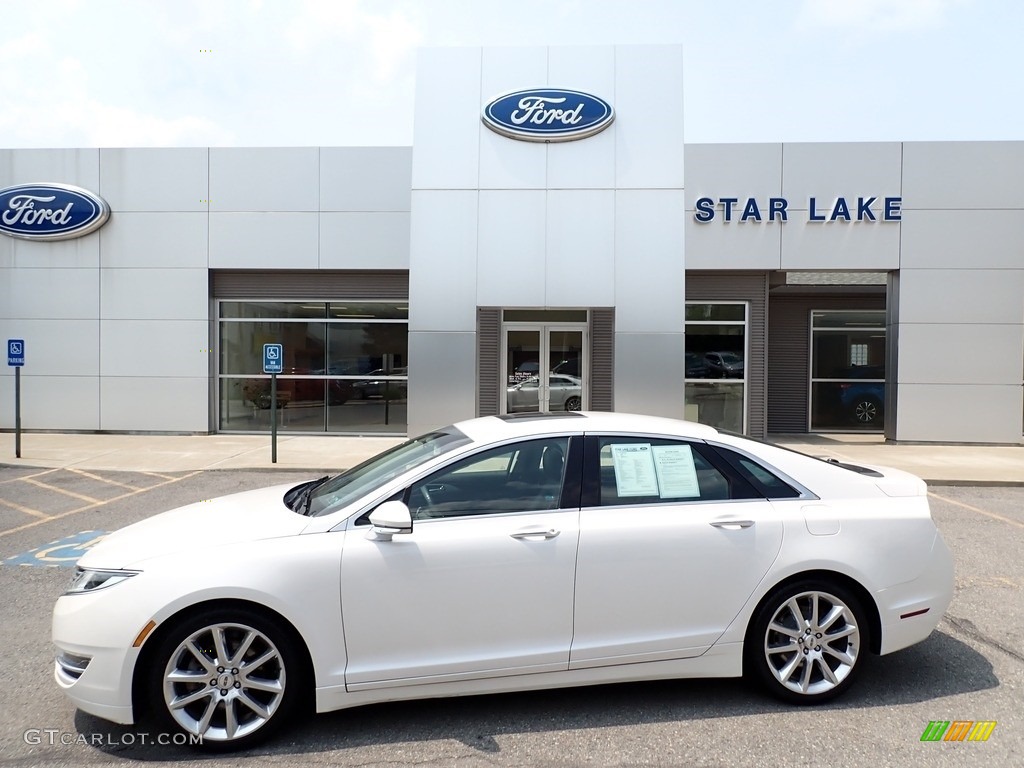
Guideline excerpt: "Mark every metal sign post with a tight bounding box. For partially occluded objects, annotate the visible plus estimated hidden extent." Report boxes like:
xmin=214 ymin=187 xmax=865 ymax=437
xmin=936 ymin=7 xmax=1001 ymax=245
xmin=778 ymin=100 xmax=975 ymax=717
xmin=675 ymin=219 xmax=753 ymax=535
xmin=270 ymin=373 xmax=278 ymax=464
xmin=263 ymin=344 xmax=283 ymax=464
xmin=382 ymin=353 xmax=393 ymax=426
xmin=8 ymin=340 xmax=25 ymax=458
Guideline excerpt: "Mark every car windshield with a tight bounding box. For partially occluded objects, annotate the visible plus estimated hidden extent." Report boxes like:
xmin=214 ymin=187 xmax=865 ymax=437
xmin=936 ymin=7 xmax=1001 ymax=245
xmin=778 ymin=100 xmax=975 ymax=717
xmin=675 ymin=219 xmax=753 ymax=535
xmin=306 ymin=428 xmax=471 ymax=517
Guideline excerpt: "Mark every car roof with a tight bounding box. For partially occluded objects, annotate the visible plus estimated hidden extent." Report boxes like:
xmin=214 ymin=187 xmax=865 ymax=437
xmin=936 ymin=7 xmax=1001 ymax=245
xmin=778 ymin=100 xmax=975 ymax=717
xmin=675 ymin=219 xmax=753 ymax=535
xmin=451 ymin=411 xmax=721 ymax=443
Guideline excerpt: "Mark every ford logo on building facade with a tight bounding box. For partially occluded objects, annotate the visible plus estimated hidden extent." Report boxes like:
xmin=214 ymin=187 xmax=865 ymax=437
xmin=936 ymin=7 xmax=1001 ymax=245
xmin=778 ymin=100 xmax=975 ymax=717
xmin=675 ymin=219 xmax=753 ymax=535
xmin=0 ymin=183 xmax=110 ymax=241
xmin=482 ymin=89 xmax=614 ymax=142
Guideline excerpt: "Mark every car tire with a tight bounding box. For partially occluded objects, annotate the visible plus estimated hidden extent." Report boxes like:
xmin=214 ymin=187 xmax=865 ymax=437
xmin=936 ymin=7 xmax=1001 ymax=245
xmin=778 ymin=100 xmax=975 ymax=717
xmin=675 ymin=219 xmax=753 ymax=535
xmin=144 ymin=606 xmax=306 ymax=751
xmin=745 ymin=580 xmax=868 ymax=705
xmin=565 ymin=396 xmax=582 ymax=412
xmin=852 ymin=397 xmax=882 ymax=425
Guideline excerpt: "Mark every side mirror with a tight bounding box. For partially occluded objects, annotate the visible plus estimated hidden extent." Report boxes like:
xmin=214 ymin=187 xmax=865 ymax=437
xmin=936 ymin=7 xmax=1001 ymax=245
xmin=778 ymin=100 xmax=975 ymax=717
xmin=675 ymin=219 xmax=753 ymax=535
xmin=368 ymin=500 xmax=413 ymax=541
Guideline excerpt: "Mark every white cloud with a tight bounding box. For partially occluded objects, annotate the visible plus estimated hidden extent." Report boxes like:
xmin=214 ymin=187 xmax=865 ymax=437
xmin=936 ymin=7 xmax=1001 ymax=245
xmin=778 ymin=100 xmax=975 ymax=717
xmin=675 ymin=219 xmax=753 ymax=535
xmin=0 ymin=32 xmax=49 ymax=61
xmin=364 ymin=8 xmax=422 ymax=81
xmin=797 ymin=0 xmax=968 ymax=32
xmin=71 ymin=102 xmax=236 ymax=147
xmin=285 ymin=0 xmax=363 ymax=48
xmin=284 ymin=0 xmax=421 ymax=81
xmin=0 ymin=95 xmax=235 ymax=148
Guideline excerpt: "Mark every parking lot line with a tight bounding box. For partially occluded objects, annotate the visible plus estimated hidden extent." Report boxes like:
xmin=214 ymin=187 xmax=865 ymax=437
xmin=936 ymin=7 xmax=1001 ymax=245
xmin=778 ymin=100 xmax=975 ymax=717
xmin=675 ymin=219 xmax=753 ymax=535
xmin=0 ymin=496 xmax=51 ymax=520
xmin=0 ymin=470 xmax=203 ymax=540
xmin=0 ymin=468 xmax=60 ymax=486
xmin=65 ymin=468 xmax=141 ymax=491
xmin=137 ymin=471 xmax=181 ymax=481
xmin=929 ymin=491 xmax=1024 ymax=530
xmin=22 ymin=477 xmax=103 ymax=505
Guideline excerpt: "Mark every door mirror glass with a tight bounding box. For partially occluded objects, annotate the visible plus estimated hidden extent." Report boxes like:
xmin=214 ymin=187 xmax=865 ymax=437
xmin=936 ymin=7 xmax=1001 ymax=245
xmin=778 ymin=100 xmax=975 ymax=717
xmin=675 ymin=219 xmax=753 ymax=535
xmin=369 ymin=500 xmax=413 ymax=540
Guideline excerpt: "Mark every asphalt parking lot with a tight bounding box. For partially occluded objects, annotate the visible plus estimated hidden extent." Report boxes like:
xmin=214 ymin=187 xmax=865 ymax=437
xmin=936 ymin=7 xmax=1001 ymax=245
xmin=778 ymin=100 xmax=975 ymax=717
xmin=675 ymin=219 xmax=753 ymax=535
xmin=0 ymin=467 xmax=1020 ymax=767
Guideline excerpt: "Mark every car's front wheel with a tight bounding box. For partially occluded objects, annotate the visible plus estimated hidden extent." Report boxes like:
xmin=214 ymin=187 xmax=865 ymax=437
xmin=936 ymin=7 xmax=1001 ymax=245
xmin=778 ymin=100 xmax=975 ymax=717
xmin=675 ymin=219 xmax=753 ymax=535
xmin=145 ymin=607 xmax=305 ymax=750
xmin=746 ymin=581 xmax=867 ymax=704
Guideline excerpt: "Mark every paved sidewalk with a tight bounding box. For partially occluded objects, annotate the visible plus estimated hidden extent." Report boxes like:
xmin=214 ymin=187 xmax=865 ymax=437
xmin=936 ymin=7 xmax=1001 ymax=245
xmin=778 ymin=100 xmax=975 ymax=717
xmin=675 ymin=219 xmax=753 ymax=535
xmin=0 ymin=432 xmax=405 ymax=473
xmin=1 ymin=430 xmax=1022 ymax=485
xmin=768 ymin=433 xmax=1024 ymax=486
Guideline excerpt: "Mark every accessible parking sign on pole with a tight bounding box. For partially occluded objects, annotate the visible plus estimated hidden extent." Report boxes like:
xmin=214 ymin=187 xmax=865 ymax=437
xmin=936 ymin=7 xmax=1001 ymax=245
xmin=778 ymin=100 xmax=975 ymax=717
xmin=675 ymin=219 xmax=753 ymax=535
xmin=263 ymin=344 xmax=283 ymax=463
xmin=262 ymin=343 xmax=283 ymax=374
xmin=8 ymin=339 xmax=24 ymax=458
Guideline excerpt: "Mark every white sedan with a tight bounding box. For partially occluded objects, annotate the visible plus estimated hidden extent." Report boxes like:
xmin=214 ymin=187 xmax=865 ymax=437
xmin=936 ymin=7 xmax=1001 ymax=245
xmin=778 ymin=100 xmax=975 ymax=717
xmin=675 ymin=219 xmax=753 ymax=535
xmin=53 ymin=412 xmax=953 ymax=750
xmin=506 ymin=374 xmax=583 ymax=412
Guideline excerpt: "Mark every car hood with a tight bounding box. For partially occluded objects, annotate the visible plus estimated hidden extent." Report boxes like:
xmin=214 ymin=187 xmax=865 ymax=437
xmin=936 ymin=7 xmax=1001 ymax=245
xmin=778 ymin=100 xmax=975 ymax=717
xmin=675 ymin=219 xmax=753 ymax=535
xmin=76 ymin=482 xmax=310 ymax=570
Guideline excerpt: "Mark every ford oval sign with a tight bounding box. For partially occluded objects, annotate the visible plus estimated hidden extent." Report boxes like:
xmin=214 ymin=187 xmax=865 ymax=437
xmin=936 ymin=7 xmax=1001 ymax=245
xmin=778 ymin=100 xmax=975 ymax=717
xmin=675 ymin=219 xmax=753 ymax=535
xmin=0 ymin=183 xmax=110 ymax=241
xmin=482 ymin=89 xmax=614 ymax=142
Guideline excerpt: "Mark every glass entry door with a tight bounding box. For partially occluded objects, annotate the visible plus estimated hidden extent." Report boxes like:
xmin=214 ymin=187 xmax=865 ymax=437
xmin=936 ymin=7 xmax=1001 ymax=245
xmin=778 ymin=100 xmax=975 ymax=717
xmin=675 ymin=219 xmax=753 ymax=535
xmin=504 ymin=325 xmax=586 ymax=414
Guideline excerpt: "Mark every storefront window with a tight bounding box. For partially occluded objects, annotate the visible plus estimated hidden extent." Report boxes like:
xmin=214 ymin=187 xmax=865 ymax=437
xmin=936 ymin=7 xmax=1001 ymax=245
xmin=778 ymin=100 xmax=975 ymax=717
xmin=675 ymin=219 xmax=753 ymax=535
xmin=218 ymin=301 xmax=408 ymax=434
xmin=809 ymin=310 xmax=886 ymax=431
xmin=685 ymin=302 xmax=746 ymax=433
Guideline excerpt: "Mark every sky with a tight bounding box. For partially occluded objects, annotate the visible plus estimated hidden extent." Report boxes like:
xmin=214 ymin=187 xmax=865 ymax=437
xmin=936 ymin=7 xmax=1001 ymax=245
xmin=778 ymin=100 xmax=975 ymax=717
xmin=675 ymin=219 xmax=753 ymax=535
xmin=0 ymin=0 xmax=1020 ymax=148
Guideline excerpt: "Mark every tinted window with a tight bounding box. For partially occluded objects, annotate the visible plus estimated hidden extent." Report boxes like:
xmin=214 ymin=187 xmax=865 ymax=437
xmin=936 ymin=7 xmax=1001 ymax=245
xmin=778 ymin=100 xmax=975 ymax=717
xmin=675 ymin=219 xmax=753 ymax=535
xmin=734 ymin=455 xmax=801 ymax=498
xmin=408 ymin=437 xmax=570 ymax=520
xmin=593 ymin=437 xmax=751 ymax=506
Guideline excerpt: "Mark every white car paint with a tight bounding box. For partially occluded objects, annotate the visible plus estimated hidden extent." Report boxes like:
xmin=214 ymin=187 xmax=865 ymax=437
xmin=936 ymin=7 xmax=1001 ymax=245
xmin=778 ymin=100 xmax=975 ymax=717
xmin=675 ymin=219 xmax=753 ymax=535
xmin=52 ymin=412 xmax=954 ymax=748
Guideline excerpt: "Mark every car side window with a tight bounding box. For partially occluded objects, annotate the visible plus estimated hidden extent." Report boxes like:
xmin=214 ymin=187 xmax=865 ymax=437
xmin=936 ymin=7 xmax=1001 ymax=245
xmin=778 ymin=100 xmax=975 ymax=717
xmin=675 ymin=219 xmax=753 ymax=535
xmin=408 ymin=437 xmax=570 ymax=520
xmin=593 ymin=436 xmax=751 ymax=506
xmin=711 ymin=448 xmax=802 ymax=499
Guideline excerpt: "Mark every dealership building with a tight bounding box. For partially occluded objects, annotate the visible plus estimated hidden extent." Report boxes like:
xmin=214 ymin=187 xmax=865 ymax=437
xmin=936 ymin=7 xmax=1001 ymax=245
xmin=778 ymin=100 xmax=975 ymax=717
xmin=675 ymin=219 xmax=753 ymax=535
xmin=2 ymin=45 xmax=1022 ymax=444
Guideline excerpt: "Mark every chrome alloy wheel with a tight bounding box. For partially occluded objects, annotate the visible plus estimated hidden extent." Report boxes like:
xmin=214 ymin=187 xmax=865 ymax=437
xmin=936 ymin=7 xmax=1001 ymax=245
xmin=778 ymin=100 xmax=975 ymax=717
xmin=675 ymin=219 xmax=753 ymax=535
xmin=853 ymin=400 xmax=879 ymax=423
xmin=763 ymin=590 xmax=861 ymax=696
xmin=162 ymin=622 xmax=286 ymax=742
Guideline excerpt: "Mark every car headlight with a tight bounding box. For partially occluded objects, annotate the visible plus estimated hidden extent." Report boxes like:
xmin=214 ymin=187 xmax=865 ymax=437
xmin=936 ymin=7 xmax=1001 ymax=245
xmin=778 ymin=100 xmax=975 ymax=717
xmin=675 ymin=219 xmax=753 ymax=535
xmin=65 ymin=567 xmax=140 ymax=595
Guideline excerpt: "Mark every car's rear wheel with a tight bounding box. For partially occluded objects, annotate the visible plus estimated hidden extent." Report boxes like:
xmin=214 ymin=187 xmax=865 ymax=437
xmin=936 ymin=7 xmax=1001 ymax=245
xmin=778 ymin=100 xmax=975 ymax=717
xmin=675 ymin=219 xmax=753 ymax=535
xmin=146 ymin=607 xmax=303 ymax=750
xmin=565 ymin=396 xmax=582 ymax=412
xmin=746 ymin=581 xmax=867 ymax=704
xmin=852 ymin=397 xmax=882 ymax=424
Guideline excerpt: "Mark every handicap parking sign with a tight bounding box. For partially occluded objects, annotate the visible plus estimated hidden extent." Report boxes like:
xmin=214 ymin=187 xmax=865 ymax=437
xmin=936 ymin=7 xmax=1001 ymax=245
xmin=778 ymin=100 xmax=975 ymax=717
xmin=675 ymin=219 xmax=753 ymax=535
xmin=263 ymin=343 xmax=283 ymax=374
xmin=7 ymin=339 xmax=24 ymax=366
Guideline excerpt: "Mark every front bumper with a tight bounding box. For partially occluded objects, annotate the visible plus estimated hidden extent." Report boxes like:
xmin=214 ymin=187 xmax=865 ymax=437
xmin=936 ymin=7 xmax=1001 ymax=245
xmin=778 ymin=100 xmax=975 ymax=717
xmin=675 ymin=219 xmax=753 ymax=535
xmin=52 ymin=593 xmax=145 ymax=725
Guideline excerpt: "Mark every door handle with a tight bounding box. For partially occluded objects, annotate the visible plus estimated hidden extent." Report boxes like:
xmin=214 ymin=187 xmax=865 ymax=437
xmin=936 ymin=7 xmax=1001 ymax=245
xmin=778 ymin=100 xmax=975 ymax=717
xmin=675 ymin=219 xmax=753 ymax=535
xmin=710 ymin=519 xmax=755 ymax=530
xmin=510 ymin=528 xmax=560 ymax=540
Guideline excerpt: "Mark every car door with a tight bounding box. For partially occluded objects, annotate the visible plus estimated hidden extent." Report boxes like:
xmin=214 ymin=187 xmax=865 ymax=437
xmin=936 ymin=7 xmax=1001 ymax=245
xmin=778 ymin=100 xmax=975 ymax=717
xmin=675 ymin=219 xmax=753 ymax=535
xmin=340 ymin=436 xmax=582 ymax=690
xmin=506 ymin=377 xmax=540 ymax=412
xmin=570 ymin=435 xmax=784 ymax=668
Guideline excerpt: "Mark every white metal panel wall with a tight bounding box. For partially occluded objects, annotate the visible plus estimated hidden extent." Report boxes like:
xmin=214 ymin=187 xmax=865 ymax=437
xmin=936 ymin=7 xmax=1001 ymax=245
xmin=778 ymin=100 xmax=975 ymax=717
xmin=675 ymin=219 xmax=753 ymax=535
xmin=98 ymin=149 xmax=212 ymax=431
xmin=546 ymin=190 xmax=616 ymax=307
xmin=408 ymin=45 xmax=686 ymax=436
xmin=408 ymin=190 xmax=478 ymax=333
xmin=0 ymin=149 xmax=102 ymax=429
xmin=684 ymin=142 xmax=903 ymax=272
xmin=614 ymin=190 xmax=686 ymax=333
xmin=547 ymin=46 xmax=617 ymax=190
xmin=684 ymin=144 xmax=783 ymax=270
xmin=614 ymin=45 xmax=684 ymax=189
xmin=897 ymin=142 xmax=1024 ymax=443
xmin=411 ymin=47 xmax=482 ymax=190
xmin=101 ymin=148 xmax=208 ymax=211
xmin=0 ymin=148 xmax=101 ymax=193
xmin=2 ymin=145 xmax=413 ymax=432
xmin=478 ymin=47 xmax=548 ymax=190
xmin=320 ymin=147 xmax=412 ymax=212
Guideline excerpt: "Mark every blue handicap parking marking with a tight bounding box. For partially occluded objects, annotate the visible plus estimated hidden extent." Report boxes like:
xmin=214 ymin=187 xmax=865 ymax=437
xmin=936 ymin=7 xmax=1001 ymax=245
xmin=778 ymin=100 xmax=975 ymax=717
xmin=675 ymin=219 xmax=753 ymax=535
xmin=2 ymin=530 xmax=109 ymax=568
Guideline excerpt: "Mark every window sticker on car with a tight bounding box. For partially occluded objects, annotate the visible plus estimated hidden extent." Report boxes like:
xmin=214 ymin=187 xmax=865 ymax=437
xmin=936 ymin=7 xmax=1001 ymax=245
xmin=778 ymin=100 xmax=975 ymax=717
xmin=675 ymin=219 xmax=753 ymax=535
xmin=610 ymin=443 xmax=659 ymax=496
xmin=652 ymin=444 xmax=701 ymax=499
